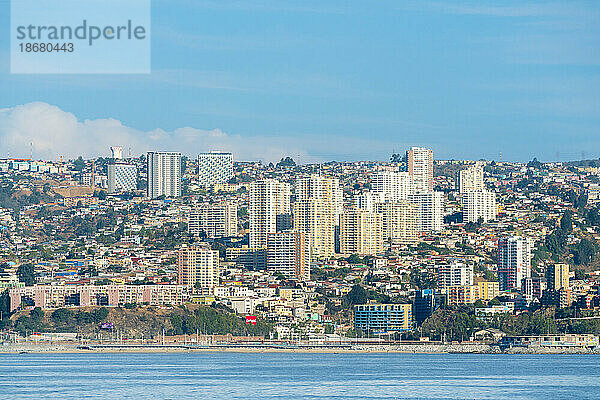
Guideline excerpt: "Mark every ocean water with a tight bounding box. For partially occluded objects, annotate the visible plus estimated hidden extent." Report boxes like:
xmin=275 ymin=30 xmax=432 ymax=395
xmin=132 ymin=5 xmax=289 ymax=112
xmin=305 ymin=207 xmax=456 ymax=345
xmin=0 ymin=352 xmax=598 ymax=399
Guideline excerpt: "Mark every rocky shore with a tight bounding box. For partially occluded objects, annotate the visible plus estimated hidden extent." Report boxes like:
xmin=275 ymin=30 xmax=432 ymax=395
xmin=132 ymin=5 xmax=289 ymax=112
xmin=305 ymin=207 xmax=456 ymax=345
xmin=2 ymin=342 xmax=600 ymax=354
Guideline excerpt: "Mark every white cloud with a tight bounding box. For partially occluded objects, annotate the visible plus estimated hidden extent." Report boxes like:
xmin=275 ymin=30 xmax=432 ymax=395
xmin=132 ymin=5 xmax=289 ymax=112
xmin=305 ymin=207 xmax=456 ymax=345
xmin=0 ymin=102 xmax=316 ymax=163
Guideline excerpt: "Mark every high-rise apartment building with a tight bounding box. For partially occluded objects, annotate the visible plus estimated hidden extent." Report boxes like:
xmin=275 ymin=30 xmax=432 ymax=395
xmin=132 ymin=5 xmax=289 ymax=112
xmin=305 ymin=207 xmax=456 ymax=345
xmin=266 ymin=231 xmax=310 ymax=280
xmin=353 ymin=192 xmax=385 ymax=212
xmin=197 ymin=151 xmax=234 ymax=187
xmin=147 ymin=152 xmax=182 ymax=198
xmin=374 ymin=201 xmax=419 ymax=245
xmin=413 ymin=289 xmax=443 ymax=325
xmin=437 ymin=260 xmax=473 ymax=288
xmin=340 ymin=209 xmax=383 ymax=255
xmin=225 ymin=246 xmax=267 ymax=270
xmin=407 ymin=147 xmax=433 ymax=193
xmin=107 ymin=163 xmax=137 ymax=194
xmin=461 ymin=190 xmax=497 ymax=223
xmin=497 ymin=236 xmax=533 ymax=291
xmin=523 ymin=276 xmax=547 ymax=301
xmin=547 ymin=263 xmax=570 ymax=291
xmin=189 ymin=201 xmax=238 ymax=238
xmin=457 ymin=163 xmax=484 ymax=194
xmin=177 ymin=245 xmax=220 ymax=291
xmin=408 ymin=192 xmax=444 ymax=232
xmin=293 ymin=175 xmax=342 ymax=259
xmin=371 ymin=171 xmax=413 ymax=201
xmin=249 ymin=179 xmax=291 ymax=248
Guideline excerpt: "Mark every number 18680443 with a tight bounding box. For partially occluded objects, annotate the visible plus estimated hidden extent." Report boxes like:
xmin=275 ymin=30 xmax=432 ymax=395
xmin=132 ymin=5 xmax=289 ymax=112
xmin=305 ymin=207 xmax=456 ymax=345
xmin=19 ymin=42 xmax=74 ymax=52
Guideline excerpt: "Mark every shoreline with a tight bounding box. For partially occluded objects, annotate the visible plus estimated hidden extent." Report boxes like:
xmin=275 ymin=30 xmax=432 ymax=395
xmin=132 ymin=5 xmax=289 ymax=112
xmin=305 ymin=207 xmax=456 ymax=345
xmin=3 ymin=343 xmax=600 ymax=355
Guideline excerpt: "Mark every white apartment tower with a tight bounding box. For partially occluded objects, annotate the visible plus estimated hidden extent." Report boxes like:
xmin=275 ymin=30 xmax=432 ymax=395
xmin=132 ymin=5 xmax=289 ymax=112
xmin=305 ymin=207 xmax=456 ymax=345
xmin=108 ymin=163 xmax=137 ymax=194
xmin=147 ymin=152 xmax=182 ymax=198
xmin=353 ymin=192 xmax=385 ymax=212
xmin=407 ymin=147 xmax=434 ymax=193
xmin=457 ymin=163 xmax=484 ymax=194
xmin=266 ymin=231 xmax=310 ymax=280
xmin=249 ymin=179 xmax=291 ymax=248
xmin=371 ymin=171 xmax=414 ymax=201
xmin=177 ymin=245 xmax=220 ymax=291
xmin=198 ymin=151 xmax=234 ymax=187
xmin=408 ymin=192 xmax=444 ymax=232
xmin=437 ymin=260 xmax=474 ymax=288
xmin=189 ymin=201 xmax=238 ymax=238
xmin=293 ymin=175 xmax=343 ymax=259
xmin=498 ymin=236 xmax=533 ymax=291
xmin=340 ymin=209 xmax=383 ymax=255
xmin=461 ymin=190 xmax=497 ymax=223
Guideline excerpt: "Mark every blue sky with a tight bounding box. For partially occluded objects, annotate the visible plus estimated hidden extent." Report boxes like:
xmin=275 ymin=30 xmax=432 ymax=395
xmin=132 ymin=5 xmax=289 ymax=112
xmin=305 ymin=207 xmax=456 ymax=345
xmin=1 ymin=0 xmax=599 ymax=162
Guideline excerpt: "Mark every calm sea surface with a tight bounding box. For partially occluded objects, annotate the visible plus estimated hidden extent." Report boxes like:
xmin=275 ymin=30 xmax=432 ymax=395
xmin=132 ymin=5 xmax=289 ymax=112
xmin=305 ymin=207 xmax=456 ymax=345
xmin=0 ymin=352 xmax=598 ymax=399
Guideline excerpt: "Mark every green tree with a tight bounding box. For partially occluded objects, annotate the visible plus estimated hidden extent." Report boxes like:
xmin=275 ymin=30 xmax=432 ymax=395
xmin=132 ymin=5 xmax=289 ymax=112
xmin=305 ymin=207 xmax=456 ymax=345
xmin=572 ymin=239 xmax=596 ymax=265
xmin=344 ymin=285 xmax=368 ymax=307
xmin=346 ymin=254 xmax=363 ymax=264
xmin=73 ymin=156 xmax=86 ymax=171
xmin=574 ymin=269 xmax=586 ymax=280
xmin=276 ymin=157 xmax=296 ymax=167
xmin=52 ymin=308 xmax=74 ymax=324
xmin=527 ymin=158 xmax=543 ymax=169
xmin=390 ymin=153 xmax=405 ymax=163
xmin=92 ymin=307 xmax=109 ymax=322
xmin=560 ymin=211 xmax=573 ymax=233
xmin=0 ymin=291 xmax=10 ymax=321
xmin=30 ymin=307 xmax=44 ymax=321
xmin=17 ymin=263 xmax=36 ymax=286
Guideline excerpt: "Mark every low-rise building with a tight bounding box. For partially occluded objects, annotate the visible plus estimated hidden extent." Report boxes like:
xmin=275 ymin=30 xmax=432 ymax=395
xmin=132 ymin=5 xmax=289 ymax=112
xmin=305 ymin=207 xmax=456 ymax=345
xmin=354 ymin=303 xmax=412 ymax=333
xmin=9 ymin=284 xmax=191 ymax=311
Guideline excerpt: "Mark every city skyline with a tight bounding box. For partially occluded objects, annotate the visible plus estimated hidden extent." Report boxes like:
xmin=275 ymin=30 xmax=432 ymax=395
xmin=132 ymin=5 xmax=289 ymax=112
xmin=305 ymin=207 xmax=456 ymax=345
xmin=2 ymin=0 xmax=600 ymax=396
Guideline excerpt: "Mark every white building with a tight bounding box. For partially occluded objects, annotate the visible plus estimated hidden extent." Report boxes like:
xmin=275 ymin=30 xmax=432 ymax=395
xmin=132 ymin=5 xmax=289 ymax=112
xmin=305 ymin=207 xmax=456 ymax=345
xmin=266 ymin=231 xmax=310 ymax=280
xmin=408 ymin=192 xmax=444 ymax=232
xmin=457 ymin=163 xmax=484 ymax=194
xmin=353 ymin=192 xmax=385 ymax=212
xmin=407 ymin=147 xmax=434 ymax=193
xmin=81 ymin=173 xmax=107 ymax=188
xmin=108 ymin=163 xmax=137 ymax=194
xmin=371 ymin=171 xmax=413 ymax=202
xmin=189 ymin=201 xmax=238 ymax=238
xmin=249 ymin=179 xmax=291 ymax=248
xmin=461 ymin=190 xmax=497 ymax=223
xmin=198 ymin=151 xmax=234 ymax=187
xmin=497 ymin=236 xmax=533 ymax=291
xmin=438 ymin=260 xmax=473 ymax=288
xmin=147 ymin=152 xmax=182 ymax=198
